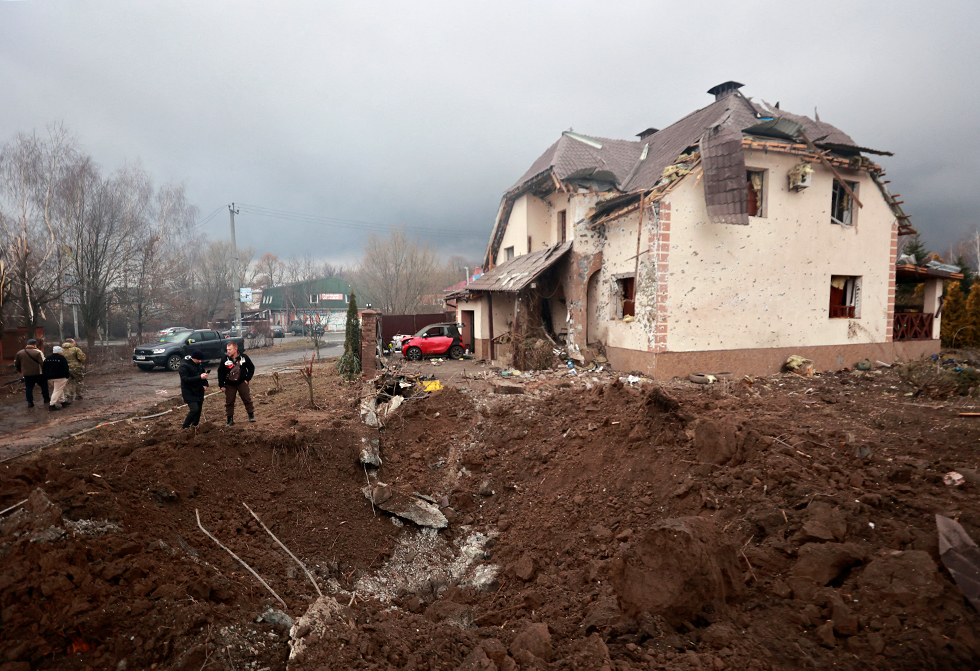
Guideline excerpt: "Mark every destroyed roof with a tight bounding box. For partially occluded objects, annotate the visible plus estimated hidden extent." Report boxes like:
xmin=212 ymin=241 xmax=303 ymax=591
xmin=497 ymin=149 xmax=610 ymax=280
xmin=461 ymin=242 xmax=572 ymax=294
xmin=896 ymin=263 xmax=964 ymax=281
xmin=509 ymin=132 xmax=642 ymax=192
xmin=506 ymin=87 xmax=885 ymax=198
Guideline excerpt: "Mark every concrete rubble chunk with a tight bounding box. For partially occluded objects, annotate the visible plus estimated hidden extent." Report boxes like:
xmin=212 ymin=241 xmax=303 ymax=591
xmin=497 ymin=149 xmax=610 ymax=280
xmin=288 ymin=595 xmax=351 ymax=667
xmin=362 ymin=483 xmax=448 ymax=528
xmin=360 ymin=396 xmax=380 ymax=427
xmin=359 ymin=437 xmax=381 ymax=468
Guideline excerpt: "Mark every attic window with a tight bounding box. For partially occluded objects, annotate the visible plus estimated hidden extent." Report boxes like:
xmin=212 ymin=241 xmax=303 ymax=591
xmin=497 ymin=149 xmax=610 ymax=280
xmin=558 ymin=210 xmax=567 ymax=243
xmin=309 ymin=294 xmax=319 ymax=304
xmin=829 ymin=275 xmax=861 ymax=319
xmin=505 ymin=246 xmax=515 ymax=261
xmin=832 ymin=179 xmax=858 ymax=226
xmin=747 ymin=170 xmax=765 ymax=217
xmin=616 ymin=276 xmax=635 ymax=319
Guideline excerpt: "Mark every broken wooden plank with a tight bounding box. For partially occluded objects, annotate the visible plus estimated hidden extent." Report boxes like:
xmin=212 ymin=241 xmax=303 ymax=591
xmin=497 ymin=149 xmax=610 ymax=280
xmin=798 ymin=130 xmax=863 ymax=208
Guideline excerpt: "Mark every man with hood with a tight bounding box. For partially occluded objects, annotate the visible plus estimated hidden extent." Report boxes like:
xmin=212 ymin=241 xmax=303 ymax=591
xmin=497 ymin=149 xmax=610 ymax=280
xmin=14 ymin=339 xmax=48 ymax=408
xmin=42 ymin=345 xmax=71 ymax=410
xmin=178 ymin=349 xmax=210 ymax=429
xmin=62 ymin=338 xmax=87 ymax=401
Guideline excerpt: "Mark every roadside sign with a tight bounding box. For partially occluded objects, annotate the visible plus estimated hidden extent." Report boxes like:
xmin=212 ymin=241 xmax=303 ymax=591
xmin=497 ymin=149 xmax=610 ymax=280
xmin=63 ymin=275 xmax=80 ymax=305
xmin=240 ymin=287 xmax=253 ymax=302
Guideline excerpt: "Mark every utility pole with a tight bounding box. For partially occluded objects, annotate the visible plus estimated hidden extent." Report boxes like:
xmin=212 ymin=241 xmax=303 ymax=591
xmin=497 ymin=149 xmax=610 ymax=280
xmin=229 ymin=203 xmax=242 ymax=332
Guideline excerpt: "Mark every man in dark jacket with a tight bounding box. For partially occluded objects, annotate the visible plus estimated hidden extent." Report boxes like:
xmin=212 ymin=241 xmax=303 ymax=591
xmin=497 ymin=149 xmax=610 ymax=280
xmin=178 ymin=349 xmax=210 ymax=429
xmin=218 ymin=341 xmax=255 ymax=426
xmin=14 ymin=339 xmax=49 ymax=408
xmin=42 ymin=345 xmax=71 ymax=410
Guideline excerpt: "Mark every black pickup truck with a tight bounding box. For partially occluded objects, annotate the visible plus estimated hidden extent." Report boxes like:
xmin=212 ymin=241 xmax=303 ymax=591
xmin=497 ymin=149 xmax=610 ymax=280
xmin=133 ymin=329 xmax=245 ymax=372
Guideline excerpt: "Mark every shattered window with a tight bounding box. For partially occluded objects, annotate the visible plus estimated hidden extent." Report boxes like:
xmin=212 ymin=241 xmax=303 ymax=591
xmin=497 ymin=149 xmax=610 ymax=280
xmin=829 ymin=275 xmax=860 ymax=318
xmin=309 ymin=294 xmax=319 ymax=304
xmin=505 ymin=246 xmax=515 ymax=261
xmin=831 ymin=180 xmax=858 ymax=226
xmin=559 ymin=210 xmax=567 ymax=243
xmin=747 ymin=170 xmax=765 ymax=217
xmin=616 ymin=277 xmax=635 ymax=319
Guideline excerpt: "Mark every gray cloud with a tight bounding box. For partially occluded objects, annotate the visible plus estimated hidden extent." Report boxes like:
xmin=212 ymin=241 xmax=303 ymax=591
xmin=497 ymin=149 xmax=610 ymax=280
xmin=2 ymin=0 xmax=977 ymax=264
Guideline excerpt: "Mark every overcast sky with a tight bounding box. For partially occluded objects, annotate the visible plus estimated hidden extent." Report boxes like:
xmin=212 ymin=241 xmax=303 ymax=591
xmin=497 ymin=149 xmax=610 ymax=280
xmin=2 ymin=0 xmax=978 ymax=267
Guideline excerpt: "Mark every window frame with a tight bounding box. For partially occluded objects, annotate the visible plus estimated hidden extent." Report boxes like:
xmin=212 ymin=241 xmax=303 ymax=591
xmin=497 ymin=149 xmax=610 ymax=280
xmin=746 ymin=169 xmax=766 ymax=217
xmin=831 ymin=179 xmax=859 ymax=227
xmin=829 ymin=275 xmax=861 ymax=319
xmin=613 ymin=274 xmax=636 ymax=319
xmin=558 ymin=209 xmax=567 ymax=243
xmin=504 ymin=246 xmax=515 ymax=261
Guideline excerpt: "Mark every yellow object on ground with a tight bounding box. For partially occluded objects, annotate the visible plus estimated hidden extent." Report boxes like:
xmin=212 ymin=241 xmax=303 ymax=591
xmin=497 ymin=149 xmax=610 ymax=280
xmin=421 ymin=380 xmax=443 ymax=392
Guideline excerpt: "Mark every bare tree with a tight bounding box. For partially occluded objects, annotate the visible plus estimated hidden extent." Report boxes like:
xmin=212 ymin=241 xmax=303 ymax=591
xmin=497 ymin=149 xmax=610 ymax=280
xmin=0 ymin=124 xmax=78 ymax=327
xmin=190 ymin=240 xmax=255 ymax=325
xmin=352 ymin=229 xmax=443 ymax=314
xmin=61 ymin=158 xmax=140 ymax=349
xmin=122 ymin=180 xmax=198 ymax=341
xmin=254 ymin=252 xmax=285 ymax=289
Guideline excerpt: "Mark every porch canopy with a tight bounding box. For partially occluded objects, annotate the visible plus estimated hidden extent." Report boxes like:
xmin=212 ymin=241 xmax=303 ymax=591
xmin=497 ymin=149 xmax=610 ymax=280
xmin=449 ymin=242 xmax=572 ymax=298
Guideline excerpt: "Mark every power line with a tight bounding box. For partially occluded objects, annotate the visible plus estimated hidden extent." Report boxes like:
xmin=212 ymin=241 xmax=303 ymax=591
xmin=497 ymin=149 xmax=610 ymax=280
xmin=235 ymin=202 xmax=488 ymax=240
xmin=190 ymin=205 xmax=224 ymax=229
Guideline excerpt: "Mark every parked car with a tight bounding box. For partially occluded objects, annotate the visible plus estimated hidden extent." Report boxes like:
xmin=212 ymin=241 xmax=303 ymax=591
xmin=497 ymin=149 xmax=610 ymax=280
xmin=271 ymin=325 xmax=286 ymax=338
xmin=158 ymin=326 xmax=190 ymax=338
xmin=400 ymin=323 xmax=465 ymax=361
xmin=133 ymin=329 xmax=245 ymax=371
xmin=220 ymin=328 xmax=256 ymax=339
xmin=288 ymin=320 xmax=324 ymax=336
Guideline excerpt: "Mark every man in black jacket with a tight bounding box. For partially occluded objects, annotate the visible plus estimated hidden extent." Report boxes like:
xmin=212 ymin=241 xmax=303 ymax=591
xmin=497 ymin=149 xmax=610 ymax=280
xmin=179 ymin=349 xmax=210 ymax=429
xmin=218 ymin=341 xmax=255 ymax=426
xmin=42 ymin=345 xmax=71 ymax=410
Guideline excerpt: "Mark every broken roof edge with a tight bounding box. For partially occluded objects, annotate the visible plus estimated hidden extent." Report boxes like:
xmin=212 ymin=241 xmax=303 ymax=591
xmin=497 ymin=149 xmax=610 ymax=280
xmin=468 ymin=241 xmax=573 ymax=294
xmin=895 ymin=264 xmax=963 ymax=281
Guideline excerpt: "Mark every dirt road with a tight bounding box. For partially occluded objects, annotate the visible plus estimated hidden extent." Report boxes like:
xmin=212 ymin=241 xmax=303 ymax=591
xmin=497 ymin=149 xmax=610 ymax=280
xmin=0 ymin=337 xmax=344 ymax=461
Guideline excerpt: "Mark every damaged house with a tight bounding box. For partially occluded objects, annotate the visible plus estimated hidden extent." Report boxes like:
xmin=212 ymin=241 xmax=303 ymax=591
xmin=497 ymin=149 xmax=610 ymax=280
xmin=450 ymin=82 xmax=954 ymax=377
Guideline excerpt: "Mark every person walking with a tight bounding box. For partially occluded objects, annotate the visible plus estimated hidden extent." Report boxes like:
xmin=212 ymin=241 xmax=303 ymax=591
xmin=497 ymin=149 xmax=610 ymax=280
xmin=178 ymin=349 xmax=210 ymax=429
xmin=218 ymin=341 xmax=255 ymax=426
xmin=14 ymin=339 xmax=49 ymax=408
xmin=61 ymin=338 xmax=87 ymax=401
xmin=42 ymin=345 xmax=71 ymax=410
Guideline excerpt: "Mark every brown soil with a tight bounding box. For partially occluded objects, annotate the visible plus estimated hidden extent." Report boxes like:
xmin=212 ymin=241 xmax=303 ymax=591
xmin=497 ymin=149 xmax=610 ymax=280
xmin=2 ymin=359 xmax=980 ymax=670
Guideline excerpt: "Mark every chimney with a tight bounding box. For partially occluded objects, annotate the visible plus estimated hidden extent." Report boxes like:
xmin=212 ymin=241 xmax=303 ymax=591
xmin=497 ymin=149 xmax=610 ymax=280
xmin=636 ymin=127 xmax=659 ymax=140
xmin=707 ymin=81 xmax=744 ymax=101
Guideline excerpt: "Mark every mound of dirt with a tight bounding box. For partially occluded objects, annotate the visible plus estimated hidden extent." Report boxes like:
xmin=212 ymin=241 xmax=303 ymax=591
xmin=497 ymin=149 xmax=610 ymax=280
xmin=3 ymin=360 xmax=980 ymax=670
xmin=610 ymin=516 xmax=742 ymax=625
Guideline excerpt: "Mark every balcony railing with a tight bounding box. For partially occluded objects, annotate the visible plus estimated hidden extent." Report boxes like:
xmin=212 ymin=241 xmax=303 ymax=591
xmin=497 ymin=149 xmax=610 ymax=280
xmin=894 ymin=312 xmax=934 ymax=341
xmin=829 ymin=305 xmax=855 ymax=319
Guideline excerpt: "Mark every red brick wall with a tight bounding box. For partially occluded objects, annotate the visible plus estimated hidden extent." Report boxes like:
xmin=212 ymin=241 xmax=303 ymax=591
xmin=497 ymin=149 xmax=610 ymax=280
xmin=653 ymin=201 xmax=671 ymax=352
xmin=886 ymin=224 xmax=898 ymax=342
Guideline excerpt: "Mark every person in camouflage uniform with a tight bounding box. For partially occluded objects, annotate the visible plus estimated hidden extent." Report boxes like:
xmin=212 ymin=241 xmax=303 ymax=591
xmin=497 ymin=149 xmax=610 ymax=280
xmin=62 ymin=338 xmax=87 ymax=401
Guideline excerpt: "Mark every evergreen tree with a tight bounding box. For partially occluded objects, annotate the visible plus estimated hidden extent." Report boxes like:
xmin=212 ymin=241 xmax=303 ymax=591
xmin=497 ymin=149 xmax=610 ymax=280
xmin=337 ymin=292 xmax=361 ymax=381
xmin=961 ymin=283 xmax=980 ymax=349
xmin=941 ymin=281 xmax=968 ymax=347
xmin=954 ymin=255 xmax=975 ymax=295
xmin=901 ymin=233 xmax=931 ymax=266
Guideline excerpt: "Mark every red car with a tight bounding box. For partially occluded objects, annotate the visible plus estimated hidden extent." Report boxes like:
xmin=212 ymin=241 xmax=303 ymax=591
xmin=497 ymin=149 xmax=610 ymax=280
xmin=401 ymin=323 xmax=466 ymax=361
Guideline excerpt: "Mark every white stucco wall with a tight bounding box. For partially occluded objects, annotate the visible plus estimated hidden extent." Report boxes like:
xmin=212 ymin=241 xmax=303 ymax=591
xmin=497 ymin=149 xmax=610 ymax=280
xmin=590 ymin=209 xmax=651 ymax=350
xmin=663 ymin=150 xmax=896 ymax=352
